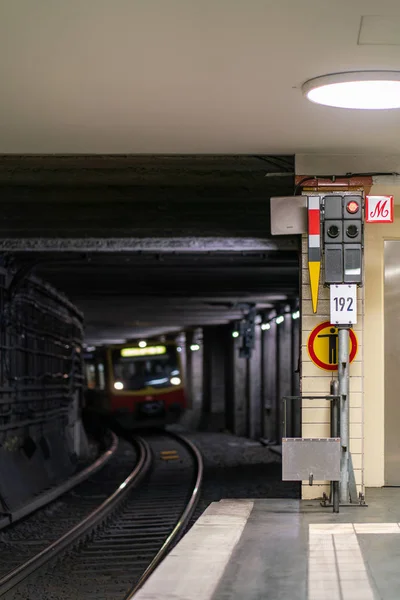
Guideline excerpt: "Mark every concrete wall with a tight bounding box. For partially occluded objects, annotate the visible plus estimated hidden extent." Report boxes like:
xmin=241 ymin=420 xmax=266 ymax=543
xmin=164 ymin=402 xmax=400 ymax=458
xmin=295 ymin=156 xmax=400 ymax=495
xmin=364 ymin=188 xmax=400 ymax=487
xmin=0 ymin=266 xmax=86 ymax=512
xmin=195 ymin=316 xmax=299 ymax=441
xmin=299 ymin=187 xmax=400 ymax=494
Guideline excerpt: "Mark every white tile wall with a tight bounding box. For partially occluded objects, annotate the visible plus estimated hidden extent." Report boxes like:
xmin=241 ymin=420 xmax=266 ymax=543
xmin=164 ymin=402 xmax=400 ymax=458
xmin=300 ymin=221 xmax=364 ymax=499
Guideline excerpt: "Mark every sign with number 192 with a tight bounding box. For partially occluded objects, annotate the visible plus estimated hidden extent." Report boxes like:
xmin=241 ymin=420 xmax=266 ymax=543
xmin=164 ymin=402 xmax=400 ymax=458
xmin=330 ymin=284 xmax=357 ymax=325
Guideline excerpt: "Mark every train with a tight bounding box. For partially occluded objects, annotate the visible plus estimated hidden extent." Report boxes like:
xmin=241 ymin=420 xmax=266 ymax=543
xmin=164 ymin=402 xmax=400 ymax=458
xmin=83 ymin=340 xmax=186 ymax=429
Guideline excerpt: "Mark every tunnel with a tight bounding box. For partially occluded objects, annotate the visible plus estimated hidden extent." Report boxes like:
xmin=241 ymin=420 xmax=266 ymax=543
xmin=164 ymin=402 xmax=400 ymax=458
xmin=0 ymin=155 xmax=300 ymax=440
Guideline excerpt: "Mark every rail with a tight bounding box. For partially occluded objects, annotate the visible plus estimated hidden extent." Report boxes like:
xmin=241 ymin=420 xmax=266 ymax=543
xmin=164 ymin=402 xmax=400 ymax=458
xmin=0 ymin=436 xmax=151 ymax=597
xmin=126 ymin=431 xmax=204 ymax=598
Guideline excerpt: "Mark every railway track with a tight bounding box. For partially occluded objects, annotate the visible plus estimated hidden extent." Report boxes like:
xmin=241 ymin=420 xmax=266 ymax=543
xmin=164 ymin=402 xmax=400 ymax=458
xmin=0 ymin=430 xmax=203 ymax=600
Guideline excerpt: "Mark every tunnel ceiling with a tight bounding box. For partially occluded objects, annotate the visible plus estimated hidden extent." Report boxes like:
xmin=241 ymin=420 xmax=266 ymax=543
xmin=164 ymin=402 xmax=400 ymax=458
xmin=1 ymin=155 xmax=299 ymax=344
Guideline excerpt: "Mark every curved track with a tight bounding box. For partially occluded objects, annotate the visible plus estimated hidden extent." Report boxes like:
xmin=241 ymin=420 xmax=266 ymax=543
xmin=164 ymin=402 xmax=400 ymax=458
xmin=0 ymin=430 xmax=203 ymax=600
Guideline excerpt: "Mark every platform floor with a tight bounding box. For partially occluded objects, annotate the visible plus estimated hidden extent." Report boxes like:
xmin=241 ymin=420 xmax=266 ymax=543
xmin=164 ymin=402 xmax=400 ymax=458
xmin=135 ymin=488 xmax=400 ymax=600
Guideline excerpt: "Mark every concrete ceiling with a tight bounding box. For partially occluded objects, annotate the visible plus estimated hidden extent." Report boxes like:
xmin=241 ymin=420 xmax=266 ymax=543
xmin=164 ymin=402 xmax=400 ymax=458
xmin=2 ymin=1 xmax=400 ymax=154
xmin=27 ymin=251 xmax=298 ymax=344
xmin=4 ymin=155 xmax=298 ymax=343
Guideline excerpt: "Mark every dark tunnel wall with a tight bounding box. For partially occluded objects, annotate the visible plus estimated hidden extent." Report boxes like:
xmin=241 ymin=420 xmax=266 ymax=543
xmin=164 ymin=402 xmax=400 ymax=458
xmin=0 ymin=264 xmax=87 ymax=512
xmin=184 ymin=313 xmax=300 ymax=442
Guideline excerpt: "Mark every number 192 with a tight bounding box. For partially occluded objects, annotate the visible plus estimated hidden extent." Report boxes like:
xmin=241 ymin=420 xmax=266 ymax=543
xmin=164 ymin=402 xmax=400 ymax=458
xmin=334 ymin=297 xmax=353 ymax=311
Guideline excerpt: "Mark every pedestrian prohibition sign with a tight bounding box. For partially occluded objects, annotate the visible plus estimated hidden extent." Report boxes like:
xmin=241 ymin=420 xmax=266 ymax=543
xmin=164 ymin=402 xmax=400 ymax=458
xmin=307 ymin=321 xmax=358 ymax=371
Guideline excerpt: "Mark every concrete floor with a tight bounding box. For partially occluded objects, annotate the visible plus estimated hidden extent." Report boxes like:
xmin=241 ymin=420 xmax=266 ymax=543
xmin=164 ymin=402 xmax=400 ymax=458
xmin=134 ymin=489 xmax=400 ymax=600
xmin=214 ymin=489 xmax=400 ymax=600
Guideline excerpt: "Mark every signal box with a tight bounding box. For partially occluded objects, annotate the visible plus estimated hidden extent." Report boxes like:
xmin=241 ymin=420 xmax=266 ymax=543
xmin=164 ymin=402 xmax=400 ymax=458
xmin=324 ymin=195 xmax=363 ymax=285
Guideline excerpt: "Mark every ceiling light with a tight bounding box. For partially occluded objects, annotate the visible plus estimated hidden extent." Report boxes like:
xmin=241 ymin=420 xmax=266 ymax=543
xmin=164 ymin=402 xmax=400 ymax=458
xmin=232 ymin=331 xmax=240 ymax=338
xmin=138 ymin=340 xmax=147 ymax=348
xmin=190 ymin=344 xmax=200 ymax=352
xmin=292 ymin=311 xmax=300 ymax=320
xmin=261 ymin=323 xmax=271 ymax=331
xmin=302 ymin=71 xmax=400 ymax=110
xmin=276 ymin=316 xmax=285 ymax=325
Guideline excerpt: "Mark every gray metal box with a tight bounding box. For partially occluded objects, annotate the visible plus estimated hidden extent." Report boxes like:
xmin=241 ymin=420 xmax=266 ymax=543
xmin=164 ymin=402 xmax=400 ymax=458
xmin=270 ymin=196 xmax=307 ymax=235
xmin=282 ymin=438 xmax=340 ymax=481
xmin=324 ymin=245 xmax=343 ymax=283
xmin=324 ymin=195 xmax=343 ymax=219
xmin=344 ymin=244 xmax=362 ymax=283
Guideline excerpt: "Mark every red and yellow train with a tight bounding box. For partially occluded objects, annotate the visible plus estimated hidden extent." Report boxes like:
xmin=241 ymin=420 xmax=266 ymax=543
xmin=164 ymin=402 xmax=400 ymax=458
xmin=83 ymin=341 xmax=186 ymax=428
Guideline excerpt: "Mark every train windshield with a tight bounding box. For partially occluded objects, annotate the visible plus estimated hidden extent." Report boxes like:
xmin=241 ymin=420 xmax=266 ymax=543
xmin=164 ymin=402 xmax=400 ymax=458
xmin=111 ymin=345 xmax=181 ymax=391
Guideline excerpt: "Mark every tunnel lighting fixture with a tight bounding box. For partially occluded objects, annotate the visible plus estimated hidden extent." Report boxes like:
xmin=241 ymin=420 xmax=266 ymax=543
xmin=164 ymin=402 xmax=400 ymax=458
xmin=170 ymin=376 xmax=181 ymax=386
xmin=261 ymin=323 xmax=271 ymax=331
xmin=177 ymin=346 xmax=182 ymax=352
xmin=232 ymin=331 xmax=240 ymax=338
xmin=190 ymin=344 xmax=200 ymax=352
xmin=138 ymin=340 xmax=147 ymax=348
xmin=275 ymin=316 xmax=285 ymax=325
xmin=292 ymin=311 xmax=300 ymax=320
xmin=302 ymin=71 xmax=400 ymax=110
xmin=114 ymin=381 xmax=124 ymax=390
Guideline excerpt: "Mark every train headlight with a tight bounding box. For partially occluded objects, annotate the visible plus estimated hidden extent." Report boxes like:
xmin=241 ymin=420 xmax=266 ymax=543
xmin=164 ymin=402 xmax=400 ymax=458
xmin=114 ymin=381 xmax=124 ymax=390
xmin=170 ymin=377 xmax=181 ymax=386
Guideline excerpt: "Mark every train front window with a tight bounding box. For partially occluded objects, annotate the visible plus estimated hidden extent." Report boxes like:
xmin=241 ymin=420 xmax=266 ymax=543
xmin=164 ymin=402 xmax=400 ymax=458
xmin=111 ymin=346 xmax=180 ymax=391
xmin=85 ymin=363 xmax=96 ymax=390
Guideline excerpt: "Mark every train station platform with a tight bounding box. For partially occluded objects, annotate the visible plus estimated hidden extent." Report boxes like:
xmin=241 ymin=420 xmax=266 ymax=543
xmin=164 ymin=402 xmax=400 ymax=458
xmin=134 ymin=488 xmax=400 ymax=600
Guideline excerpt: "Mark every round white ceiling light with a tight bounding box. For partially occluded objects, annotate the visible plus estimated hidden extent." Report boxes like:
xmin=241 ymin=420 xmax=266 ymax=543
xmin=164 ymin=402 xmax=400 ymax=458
xmin=302 ymin=71 xmax=400 ymax=109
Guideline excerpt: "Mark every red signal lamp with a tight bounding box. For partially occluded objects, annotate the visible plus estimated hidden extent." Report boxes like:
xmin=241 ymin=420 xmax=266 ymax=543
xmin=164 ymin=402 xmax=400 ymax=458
xmin=346 ymin=200 xmax=360 ymax=214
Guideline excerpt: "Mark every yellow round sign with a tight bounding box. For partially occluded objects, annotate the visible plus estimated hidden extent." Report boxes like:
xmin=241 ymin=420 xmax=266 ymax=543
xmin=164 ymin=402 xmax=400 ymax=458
xmin=307 ymin=321 xmax=358 ymax=371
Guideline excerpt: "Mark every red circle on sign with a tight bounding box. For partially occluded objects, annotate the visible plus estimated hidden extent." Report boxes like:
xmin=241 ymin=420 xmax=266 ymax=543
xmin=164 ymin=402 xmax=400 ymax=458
xmin=307 ymin=321 xmax=358 ymax=371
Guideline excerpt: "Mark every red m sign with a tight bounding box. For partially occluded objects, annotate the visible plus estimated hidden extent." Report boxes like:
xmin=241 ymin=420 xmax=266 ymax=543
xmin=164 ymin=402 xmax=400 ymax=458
xmin=366 ymin=195 xmax=394 ymax=223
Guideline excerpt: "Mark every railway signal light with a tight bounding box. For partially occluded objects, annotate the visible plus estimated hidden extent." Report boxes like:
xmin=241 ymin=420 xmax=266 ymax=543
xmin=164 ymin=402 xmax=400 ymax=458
xmin=323 ymin=195 xmax=363 ymax=285
xmin=346 ymin=200 xmax=360 ymax=215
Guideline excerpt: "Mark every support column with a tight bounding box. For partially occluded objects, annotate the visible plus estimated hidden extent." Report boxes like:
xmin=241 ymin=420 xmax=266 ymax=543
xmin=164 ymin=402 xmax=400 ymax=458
xmin=233 ymin=335 xmax=247 ymax=437
xmin=263 ymin=320 xmax=278 ymax=443
xmin=184 ymin=330 xmax=194 ymax=409
xmin=201 ymin=325 xmax=227 ymax=432
xmin=249 ymin=324 xmax=262 ymax=439
xmin=277 ymin=313 xmax=293 ymax=440
xmin=338 ymin=327 xmax=350 ymax=504
xmin=291 ymin=312 xmax=301 ymax=438
xmin=224 ymin=328 xmax=235 ymax=433
xmin=180 ymin=329 xmax=203 ymax=430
